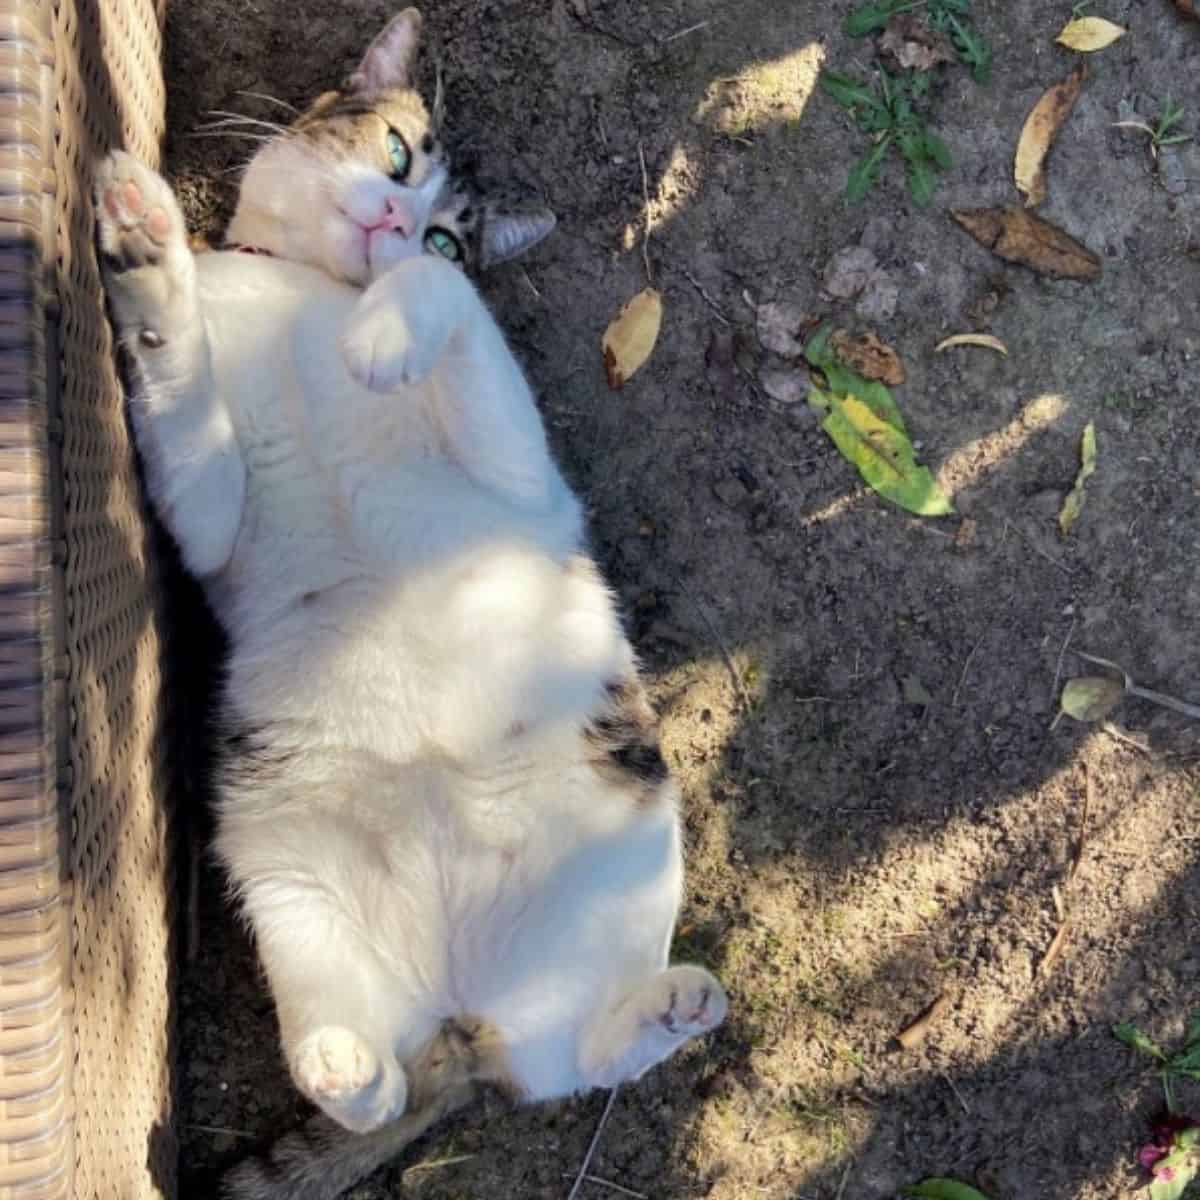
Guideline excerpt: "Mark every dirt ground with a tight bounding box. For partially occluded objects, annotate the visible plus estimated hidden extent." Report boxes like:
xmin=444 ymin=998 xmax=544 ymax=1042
xmin=162 ymin=1 xmax=1200 ymax=1197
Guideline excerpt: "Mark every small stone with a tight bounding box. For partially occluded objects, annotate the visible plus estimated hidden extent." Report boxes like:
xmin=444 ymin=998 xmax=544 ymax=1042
xmin=855 ymin=270 xmax=900 ymax=321
xmin=823 ymin=245 xmax=878 ymax=299
xmin=759 ymin=368 xmax=807 ymax=405
xmin=756 ymin=300 xmax=809 ymax=357
xmin=713 ymin=476 xmax=750 ymax=506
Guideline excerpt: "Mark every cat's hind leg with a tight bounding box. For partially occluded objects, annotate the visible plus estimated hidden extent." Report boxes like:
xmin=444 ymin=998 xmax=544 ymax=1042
xmin=577 ymin=965 xmax=727 ymax=1089
xmin=96 ymin=151 xmax=245 ymax=576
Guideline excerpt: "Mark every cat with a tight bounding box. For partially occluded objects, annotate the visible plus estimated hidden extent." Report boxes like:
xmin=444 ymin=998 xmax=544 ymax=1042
xmin=95 ymin=8 xmax=727 ymax=1198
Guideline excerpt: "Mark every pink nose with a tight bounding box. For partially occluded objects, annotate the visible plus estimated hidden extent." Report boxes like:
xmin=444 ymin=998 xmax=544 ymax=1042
xmin=381 ymin=196 xmax=416 ymax=239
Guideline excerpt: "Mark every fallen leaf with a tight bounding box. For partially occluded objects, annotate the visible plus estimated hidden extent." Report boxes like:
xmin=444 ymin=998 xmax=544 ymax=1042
xmin=1056 ymin=16 xmax=1127 ymax=51
xmin=830 ymin=329 xmax=906 ymax=385
xmin=1059 ymin=420 xmax=1097 ymax=535
xmin=1174 ymin=0 xmax=1198 ymax=18
xmin=934 ymin=333 xmax=1009 ymax=356
xmin=808 ymin=388 xmax=954 ymax=516
xmin=756 ymin=300 xmax=810 ymax=357
xmin=951 ymin=206 xmax=1101 ymax=280
xmin=954 ymin=517 xmax=978 ymax=549
xmin=1015 ymin=62 xmax=1088 ymax=206
xmin=901 ymin=1180 xmax=993 ymax=1200
xmin=878 ymin=12 xmax=956 ymax=72
xmin=896 ymin=993 xmax=950 ymax=1049
xmin=759 ymin=368 xmax=808 ymax=404
xmin=1059 ymin=676 xmax=1124 ymax=723
xmin=602 ymin=289 xmax=662 ymax=388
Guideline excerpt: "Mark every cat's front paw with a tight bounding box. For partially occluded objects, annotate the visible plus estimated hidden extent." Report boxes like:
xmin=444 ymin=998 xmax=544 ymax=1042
xmin=340 ymin=257 xmax=465 ymax=392
xmin=95 ymin=151 xmax=186 ymax=274
xmin=94 ymin=151 xmax=193 ymax=343
xmin=292 ymin=1026 xmax=408 ymax=1134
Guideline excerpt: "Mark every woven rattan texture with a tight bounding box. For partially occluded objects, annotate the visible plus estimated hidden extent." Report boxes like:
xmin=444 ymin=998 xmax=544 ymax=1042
xmin=48 ymin=0 xmax=174 ymax=1197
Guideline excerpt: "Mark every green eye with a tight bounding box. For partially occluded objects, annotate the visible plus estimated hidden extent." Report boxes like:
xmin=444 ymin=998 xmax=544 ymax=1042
xmin=424 ymin=228 xmax=463 ymax=262
xmin=385 ymin=129 xmax=410 ymax=180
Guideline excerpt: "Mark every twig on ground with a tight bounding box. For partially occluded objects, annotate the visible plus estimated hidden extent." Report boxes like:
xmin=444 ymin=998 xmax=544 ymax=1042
xmin=637 ymin=141 xmax=654 ymax=284
xmin=939 ymin=1071 xmax=971 ymax=1114
xmin=681 ymin=268 xmax=731 ymax=325
xmin=1037 ymin=919 xmax=1071 ymax=977
xmin=1002 ymin=519 xmax=1073 ymax=573
xmin=1071 ymin=761 xmax=1092 ymax=883
xmin=673 ymin=575 xmax=752 ymax=713
xmin=660 ymin=19 xmax=711 ymax=43
xmin=566 ymin=1088 xmax=619 ymax=1200
xmin=560 ymin=1174 xmax=647 ymax=1200
xmin=404 ymin=1154 xmax=475 ymax=1178
xmin=521 ymin=269 xmax=544 ymax=302
xmin=1100 ymin=721 xmax=1152 ymax=754
xmin=1050 ymin=616 xmax=1077 ymax=709
xmin=1075 ymin=649 xmax=1200 ymax=719
xmin=834 ymin=1157 xmax=854 ymax=1200
xmin=951 ymin=630 xmax=987 ymax=708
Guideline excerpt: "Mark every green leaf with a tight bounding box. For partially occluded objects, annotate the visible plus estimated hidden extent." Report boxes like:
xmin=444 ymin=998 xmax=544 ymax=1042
xmin=846 ymin=136 xmax=893 ymax=203
xmin=1167 ymin=1041 xmax=1200 ymax=1079
xmin=901 ymin=1179 xmax=993 ymax=1200
xmin=803 ymin=323 xmax=836 ymax=370
xmin=906 ymin=159 xmax=938 ymax=205
xmin=944 ymin=14 xmax=992 ymax=84
xmin=821 ymin=70 xmax=880 ymax=112
xmin=1058 ymin=421 xmax=1097 ymax=536
xmin=1060 ymin=676 xmax=1124 ymax=723
xmin=809 ymin=387 xmax=954 ymax=516
xmin=844 ymin=1 xmax=911 ymax=37
xmin=1113 ymin=1022 xmax=1167 ymax=1061
xmin=1184 ymin=1012 xmax=1200 ymax=1050
xmin=922 ymin=129 xmax=953 ymax=169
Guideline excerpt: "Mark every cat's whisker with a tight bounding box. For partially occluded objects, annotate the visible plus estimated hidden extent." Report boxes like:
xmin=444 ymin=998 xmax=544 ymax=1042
xmin=202 ymin=110 xmax=293 ymax=137
xmin=234 ymin=89 xmax=300 ymax=115
xmin=186 ymin=131 xmax=280 ymax=145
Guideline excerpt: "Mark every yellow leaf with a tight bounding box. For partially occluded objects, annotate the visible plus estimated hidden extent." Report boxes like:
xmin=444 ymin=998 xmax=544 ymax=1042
xmin=1059 ymin=675 xmax=1123 ymax=722
xmin=1058 ymin=420 xmax=1097 ymax=536
xmin=1055 ymin=17 xmax=1126 ymax=51
xmin=1014 ymin=62 xmax=1087 ymax=206
xmin=602 ymin=289 xmax=662 ymax=388
xmin=934 ymin=333 xmax=1009 ymax=356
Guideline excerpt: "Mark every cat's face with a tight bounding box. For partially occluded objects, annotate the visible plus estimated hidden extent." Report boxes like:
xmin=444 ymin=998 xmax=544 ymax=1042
xmin=231 ymin=8 xmax=554 ymax=285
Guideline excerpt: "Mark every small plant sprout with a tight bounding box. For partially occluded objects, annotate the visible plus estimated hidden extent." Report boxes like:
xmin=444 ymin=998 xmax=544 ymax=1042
xmin=1113 ymin=95 xmax=1192 ymax=164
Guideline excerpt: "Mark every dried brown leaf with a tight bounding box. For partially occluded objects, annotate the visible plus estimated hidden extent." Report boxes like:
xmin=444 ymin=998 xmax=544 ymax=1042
xmin=878 ymin=12 xmax=956 ymax=72
xmin=1015 ymin=62 xmax=1087 ymax=207
xmin=602 ymin=288 xmax=662 ymax=388
xmin=830 ymin=329 xmax=906 ymax=385
xmin=897 ymin=993 xmax=950 ymax=1050
xmin=934 ymin=333 xmax=1009 ymax=356
xmin=950 ymin=206 xmax=1101 ymax=280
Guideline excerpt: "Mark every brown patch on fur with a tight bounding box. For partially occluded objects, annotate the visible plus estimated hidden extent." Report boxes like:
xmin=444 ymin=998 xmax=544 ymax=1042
xmin=410 ymin=1016 xmax=524 ymax=1106
xmin=585 ymin=677 xmax=670 ymax=801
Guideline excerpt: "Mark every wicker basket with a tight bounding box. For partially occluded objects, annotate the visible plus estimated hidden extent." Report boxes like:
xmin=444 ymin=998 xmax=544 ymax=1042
xmin=0 ymin=0 xmax=175 ymax=1197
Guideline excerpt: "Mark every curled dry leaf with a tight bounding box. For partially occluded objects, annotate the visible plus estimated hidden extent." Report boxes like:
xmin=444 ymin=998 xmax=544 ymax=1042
xmin=1060 ymin=676 xmax=1124 ymax=723
xmin=878 ymin=12 xmax=956 ymax=72
xmin=1015 ymin=62 xmax=1087 ymax=207
xmin=951 ymin=206 xmax=1101 ymax=280
xmin=935 ymin=333 xmax=1009 ymax=356
xmin=602 ymin=288 xmax=662 ymax=388
xmin=830 ymin=329 xmax=906 ymax=385
xmin=1058 ymin=420 xmax=1097 ymax=536
xmin=1056 ymin=16 xmax=1127 ymax=51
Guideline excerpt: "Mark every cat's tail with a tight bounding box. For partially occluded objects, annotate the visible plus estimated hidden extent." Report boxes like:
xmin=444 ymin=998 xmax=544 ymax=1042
xmin=219 ymin=1083 xmax=474 ymax=1200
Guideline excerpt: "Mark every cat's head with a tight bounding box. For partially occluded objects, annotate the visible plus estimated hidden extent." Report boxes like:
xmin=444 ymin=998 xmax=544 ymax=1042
xmin=226 ymin=8 xmax=554 ymax=285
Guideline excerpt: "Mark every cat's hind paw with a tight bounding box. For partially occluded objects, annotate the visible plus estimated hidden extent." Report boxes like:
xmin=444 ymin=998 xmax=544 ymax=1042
xmin=95 ymin=151 xmax=186 ymax=273
xmin=291 ymin=1025 xmax=408 ymax=1134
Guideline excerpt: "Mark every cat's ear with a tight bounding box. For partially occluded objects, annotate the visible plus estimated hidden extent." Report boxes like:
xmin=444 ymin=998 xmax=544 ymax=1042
xmin=347 ymin=8 xmax=423 ymax=94
xmin=479 ymin=207 xmax=557 ymax=268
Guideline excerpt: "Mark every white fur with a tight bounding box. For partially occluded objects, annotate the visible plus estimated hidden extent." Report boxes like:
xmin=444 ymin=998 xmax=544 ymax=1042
xmin=96 ymin=137 xmax=725 ymax=1135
